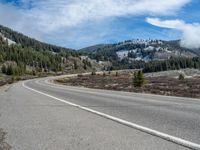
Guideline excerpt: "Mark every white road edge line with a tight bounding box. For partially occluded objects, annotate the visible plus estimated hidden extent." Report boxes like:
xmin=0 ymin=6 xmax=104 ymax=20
xmin=22 ymin=81 xmax=200 ymax=150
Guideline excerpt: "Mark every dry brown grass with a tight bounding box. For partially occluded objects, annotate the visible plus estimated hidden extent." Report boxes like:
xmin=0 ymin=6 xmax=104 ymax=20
xmin=56 ymin=72 xmax=200 ymax=98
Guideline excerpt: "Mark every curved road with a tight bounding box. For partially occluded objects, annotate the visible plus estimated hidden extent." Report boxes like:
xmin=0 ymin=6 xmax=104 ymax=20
xmin=0 ymin=76 xmax=200 ymax=150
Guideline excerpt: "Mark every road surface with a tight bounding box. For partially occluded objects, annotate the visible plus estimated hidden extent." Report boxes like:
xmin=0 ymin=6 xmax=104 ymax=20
xmin=0 ymin=76 xmax=200 ymax=150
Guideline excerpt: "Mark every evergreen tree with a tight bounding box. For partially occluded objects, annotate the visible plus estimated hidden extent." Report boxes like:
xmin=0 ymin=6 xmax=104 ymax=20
xmin=133 ymin=70 xmax=145 ymax=87
xmin=74 ymin=61 xmax=78 ymax=70
xmin=83 ymin=63 xmax=87 ymax=70
xmin=91 ymin=70 xmax=96 ymax=76
xmin=0 ymin=54 xmax=3 ymax=62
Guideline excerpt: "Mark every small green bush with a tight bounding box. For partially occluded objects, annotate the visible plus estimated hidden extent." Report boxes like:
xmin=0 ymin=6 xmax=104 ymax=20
xmin=91 ymin=71 xmax=96 ymax=76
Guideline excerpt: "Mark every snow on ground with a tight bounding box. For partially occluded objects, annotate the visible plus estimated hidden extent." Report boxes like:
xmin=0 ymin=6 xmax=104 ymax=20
xmin=0 ymin=33 xmax=16 ymax=45
xmin=116 ymin=51 xmax=129 ymax=59
xmin=144 ymin=46 xmax=154 ymax=51
xmin=145 ymin=69 xmax=200 ymax=78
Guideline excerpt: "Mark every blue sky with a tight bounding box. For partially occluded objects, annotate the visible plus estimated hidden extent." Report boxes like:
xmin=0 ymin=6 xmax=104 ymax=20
xmin=0 ymin=0 xmax=200 ymax=49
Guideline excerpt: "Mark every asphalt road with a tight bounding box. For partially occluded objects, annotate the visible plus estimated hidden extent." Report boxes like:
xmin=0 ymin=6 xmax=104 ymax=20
xmin=0 ymin=76 xmax=200 ymax=150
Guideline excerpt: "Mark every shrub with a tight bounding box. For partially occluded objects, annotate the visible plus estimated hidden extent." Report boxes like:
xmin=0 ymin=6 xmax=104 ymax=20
xmin=103 ymin=72 xmax=106 ymax=77
xmin=1 ymin=64 xmax=6 ymax=74
xmin=116 ymin=72 xmax=119 ymax=77
xmin=179 ymin=74 xmax=185 ymax=80
xmin=32 ymin=70 xmax=37 ymax=76
xmin=10 ymin=76 xmax=16 ymax=83
xmin=77 ymin=74 xmax=83 ymax=77
xmin=1 ymin=64 xmax=26 ymax=76
xmin=91 ymin=71 xmax=96 ymax=76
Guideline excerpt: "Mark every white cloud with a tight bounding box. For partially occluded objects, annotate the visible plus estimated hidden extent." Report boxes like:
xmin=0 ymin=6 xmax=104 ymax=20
xmin=0 ymin=0 xmax=191 ymax=47
xmin=1 ymin=0 xmax=191 ymax=30
xmin=19 ymin=0 xmax=191 ymax=30
xmin=146 ymin=17 xmax=200 ymax=49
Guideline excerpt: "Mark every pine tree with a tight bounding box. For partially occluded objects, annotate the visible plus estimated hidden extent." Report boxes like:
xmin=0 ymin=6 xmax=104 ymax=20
xmin=83 ymin=63 xmax=87 ymax=70
xmin=133 ymin=70 xmax=145 ymax=87
xmin=133 ymin=72 xmax=138 ymax=87
xmin=91 ymin=68 xmax=96 ymax=76
xmin=0 ymin=54 xmax=3 ymax=62
xmin=91 ymin=71 xmax=96 ymax=76
xmin=74 ymin=61 xmax=78 ymax=70
xmin=115 ymin=72 xmax=119 ymax=77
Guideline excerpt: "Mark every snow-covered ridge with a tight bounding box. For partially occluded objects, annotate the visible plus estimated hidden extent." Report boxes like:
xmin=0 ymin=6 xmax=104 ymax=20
xmin=116 ymin=39 xmax=163 ymax=46
xmin=115 ymin=39 xmax=196 ymax=62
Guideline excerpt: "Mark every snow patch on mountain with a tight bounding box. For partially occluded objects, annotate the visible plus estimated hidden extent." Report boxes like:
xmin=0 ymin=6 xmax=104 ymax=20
xmin=114 ymin=39 xmax=197 ymax=62
xmin=116 ymin=51 xmax=129 ymax=59
xmin=0 ymin=33 xmax=16 ymax=45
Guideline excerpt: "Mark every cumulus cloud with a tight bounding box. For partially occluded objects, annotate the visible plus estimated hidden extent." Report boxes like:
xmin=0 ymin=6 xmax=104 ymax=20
xmin=146 ymin=18 xmax=200 ymax=49
xmin=0 ymin=0 xmax=191 ymax=48
xmin=1 ymin=0 xmax=191 ymax=30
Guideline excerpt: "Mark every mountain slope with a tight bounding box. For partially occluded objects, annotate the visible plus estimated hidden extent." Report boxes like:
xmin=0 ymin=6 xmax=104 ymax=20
xmin=0 ymin=25 xmax=74 ymax=53
xmin=1 ymin=24 xmax=199 ymax=77
xmin=79 ymin=39 xmax=200 ymax=72
xmin=0 ymin=25 xmax=93 ymax=76
xmin=79 ymin=39 xmax=199 ymax=62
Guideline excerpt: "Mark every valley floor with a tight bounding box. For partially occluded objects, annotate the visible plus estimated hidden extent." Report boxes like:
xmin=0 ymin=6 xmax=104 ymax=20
xmin=56 ymin=70 xmax=200 ymax=98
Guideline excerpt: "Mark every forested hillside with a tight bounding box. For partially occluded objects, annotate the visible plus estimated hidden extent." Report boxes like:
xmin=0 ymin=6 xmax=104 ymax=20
xmin=1 ymin=24 xmax=200 ymax=78
xmin=111 ymin=57 xmax=200 ymax=73
xmin=0 ymin=25 xmax=93 ymax=77
xmin=79 ymin=39 xmax=200 ymax=73
xmin=79 ymin=39 xmax=199 ymax=61
xmin=0 ymin=25 xmax=75 ymax=53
